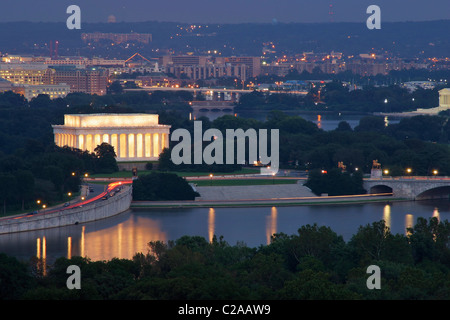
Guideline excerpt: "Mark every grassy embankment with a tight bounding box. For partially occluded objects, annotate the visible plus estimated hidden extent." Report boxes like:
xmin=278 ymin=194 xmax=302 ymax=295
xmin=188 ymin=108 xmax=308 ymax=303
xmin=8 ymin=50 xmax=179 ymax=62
xmin=88 ymin=168 xmax=300 ymax=186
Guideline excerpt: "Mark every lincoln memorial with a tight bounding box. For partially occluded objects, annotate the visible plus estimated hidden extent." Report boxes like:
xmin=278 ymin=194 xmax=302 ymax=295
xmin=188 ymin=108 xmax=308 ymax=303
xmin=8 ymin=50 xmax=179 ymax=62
xmin=52 ymin=113 xmax=171 ymax=161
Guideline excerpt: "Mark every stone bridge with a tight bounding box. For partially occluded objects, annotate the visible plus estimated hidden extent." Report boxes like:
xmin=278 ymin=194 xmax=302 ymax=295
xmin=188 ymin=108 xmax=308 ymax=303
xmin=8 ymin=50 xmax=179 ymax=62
xmin=191 ymin=101 xmax=235 ymax=112
xmin=364 ymin=177 xmax=450 ymax=200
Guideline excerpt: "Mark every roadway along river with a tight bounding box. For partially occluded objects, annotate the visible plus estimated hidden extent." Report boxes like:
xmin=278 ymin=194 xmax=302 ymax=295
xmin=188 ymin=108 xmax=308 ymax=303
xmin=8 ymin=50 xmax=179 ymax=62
xmin=0 ymin=199 xmax=448 ymax=264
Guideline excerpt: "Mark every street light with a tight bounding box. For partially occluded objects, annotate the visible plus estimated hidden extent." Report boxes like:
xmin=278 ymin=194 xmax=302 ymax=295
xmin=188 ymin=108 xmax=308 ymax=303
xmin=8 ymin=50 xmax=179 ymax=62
xmin=209 ymin=174 xmax=213 ymax=186
xmin=432 ymin=169 xmax=438 ymax=176
xmin=406 ymin=168 xmax=412 ymax=175
xmin=383 ymin=169 xmax=389 ymax=176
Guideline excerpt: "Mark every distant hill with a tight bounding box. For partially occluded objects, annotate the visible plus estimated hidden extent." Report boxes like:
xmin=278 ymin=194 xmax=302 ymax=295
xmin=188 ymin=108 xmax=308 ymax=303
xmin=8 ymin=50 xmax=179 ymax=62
xmin=0 ymin=20 xmax=449 ymax=59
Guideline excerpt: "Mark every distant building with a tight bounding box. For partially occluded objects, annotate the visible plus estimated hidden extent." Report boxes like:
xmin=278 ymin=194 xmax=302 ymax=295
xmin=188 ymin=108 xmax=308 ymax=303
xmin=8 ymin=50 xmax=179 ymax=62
xmin=159 ymin=55 xmax=208 ymax=66
xmin=159 ymin=55 xmax=260 ymax=81
xmin=46 ymin=66 xmax=108 ymax=96
xmin=402 ymin=81 xmax=436 ymax=92
xmin=216 ymin=56 xmax=262 ymax=78
xmin=81 ymin=32 xmax=152 ymax=45
xmin=44 ymin=57 xmax=126 ymax=67
xmin=13 ymin=83 xmax=70 ymax=101
xmin=166 ymin=63 xmax=248 ymax=81
xmin=107 ymin=62 xmax=165 ymax=77
xmin=0 ymin=63 xmax=52 ymax=85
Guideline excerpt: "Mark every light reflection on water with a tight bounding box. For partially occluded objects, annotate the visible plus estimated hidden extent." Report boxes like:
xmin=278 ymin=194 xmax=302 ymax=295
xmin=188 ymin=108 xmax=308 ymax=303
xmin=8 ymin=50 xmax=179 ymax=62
xmin=0 ymin=200 xmax=449 ymax=264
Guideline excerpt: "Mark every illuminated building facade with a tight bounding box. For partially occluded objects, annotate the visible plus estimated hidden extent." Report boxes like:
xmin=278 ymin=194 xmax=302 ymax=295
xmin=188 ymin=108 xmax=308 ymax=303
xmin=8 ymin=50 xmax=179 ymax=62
xmin=52 ymin=114 xmax=171 ymax=161
xmin=0 ymin=63 xmax=52 ymax=85
xmin=44 ymin=57 xmax=126 ymax=67
xmin=216 ymin=56 xmax=262 ymax=78
xmin=439 ymin=88 xmax=450 ymax=109
xmin=159 ymin=55 xmax=260 ymax=81
xmin=13 ymin=83 xmax=70 ymax=100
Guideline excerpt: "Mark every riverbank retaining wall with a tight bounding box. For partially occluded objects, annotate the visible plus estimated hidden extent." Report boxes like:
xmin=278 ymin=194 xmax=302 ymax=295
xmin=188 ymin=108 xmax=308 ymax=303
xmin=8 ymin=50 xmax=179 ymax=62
xmin=0 ymin=186 xmax=132 ymax=235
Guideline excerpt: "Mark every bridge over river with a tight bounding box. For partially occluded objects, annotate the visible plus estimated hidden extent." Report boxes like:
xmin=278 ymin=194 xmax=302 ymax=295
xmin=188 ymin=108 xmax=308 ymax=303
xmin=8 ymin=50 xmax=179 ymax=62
xmin=364 ymin=176 xmax=450 ymax=200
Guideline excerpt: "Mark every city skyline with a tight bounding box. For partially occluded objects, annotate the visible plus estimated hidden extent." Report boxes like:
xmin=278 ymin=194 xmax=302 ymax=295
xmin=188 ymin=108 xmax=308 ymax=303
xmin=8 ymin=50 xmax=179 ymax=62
xmin=0 ymin=0 xmax=449 ymax=24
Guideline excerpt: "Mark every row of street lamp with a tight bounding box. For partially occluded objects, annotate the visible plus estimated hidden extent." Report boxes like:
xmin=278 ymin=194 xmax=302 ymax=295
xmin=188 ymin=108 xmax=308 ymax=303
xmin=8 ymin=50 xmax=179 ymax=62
xmin=319 ymin=167 xmax=440 ymax=176
xmin=36 ymin=172 xmax=90 ymax=212
xmin=382 ymin=168 xmax=439 ymax=176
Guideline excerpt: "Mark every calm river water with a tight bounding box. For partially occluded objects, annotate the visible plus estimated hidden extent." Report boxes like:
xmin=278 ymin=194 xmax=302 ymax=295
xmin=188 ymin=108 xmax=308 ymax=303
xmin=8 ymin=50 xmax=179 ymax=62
xmin=193 ymin=110 xmax=400 ymax=131
xmin=0 ymin=200 xmax=448 ymax=264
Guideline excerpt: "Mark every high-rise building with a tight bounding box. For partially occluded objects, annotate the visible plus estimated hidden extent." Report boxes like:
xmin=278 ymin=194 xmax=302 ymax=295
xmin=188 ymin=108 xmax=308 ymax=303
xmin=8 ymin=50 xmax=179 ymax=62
xmin=159 ymin=55 xmax=208 ymax=67
xmin=159 ymin=55 xmax=259 ymax=81
xmin=216 ymin=56 xmax=261 ymax=78
xmin=47 ymin=66 xmax=108 ymax=96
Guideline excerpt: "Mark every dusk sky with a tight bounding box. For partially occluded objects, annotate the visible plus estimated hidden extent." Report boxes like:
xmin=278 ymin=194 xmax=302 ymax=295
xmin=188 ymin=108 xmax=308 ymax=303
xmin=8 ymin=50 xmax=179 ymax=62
xmin=0 ymin=0 xmax=449 ymax=24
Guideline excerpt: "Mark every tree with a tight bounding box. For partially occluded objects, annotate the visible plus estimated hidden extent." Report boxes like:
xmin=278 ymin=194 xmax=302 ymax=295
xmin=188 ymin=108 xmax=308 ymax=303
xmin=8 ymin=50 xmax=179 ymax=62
xmin=107 ymin=81 xmax=123 ymax=94
xmin=335 ymin=121 xmax=353 ymax=132
xmin=354 ymin=116 xmax=386 ymax=133
xmin=94 ymin=143 xmax=118 ymax=174
xmin=157 ymin=148 xmax=173 ymax=171
xmin=132 ymin=172 xmax=199 ymax=201
xmin=279 ymin=269 xmax=359 ymax=300
xmin=407 ymin=217 xmax=450 ymax=265
xmin=348 ymin=220 xmax=413 ymax=266
xmin=0 ymin=173 xmax=17 ymax=215
xmin=0 ymin=253 xmax=34 ymax=299
xmin=305 ymin=168 xmax=365 ymax=196
xmin=42 ymin=165 xmax=65 ymax=194
xmin=14 ymin=170 xmax=35 ymax=211
xmin=29 ymin=94 xmax=52 ymax=108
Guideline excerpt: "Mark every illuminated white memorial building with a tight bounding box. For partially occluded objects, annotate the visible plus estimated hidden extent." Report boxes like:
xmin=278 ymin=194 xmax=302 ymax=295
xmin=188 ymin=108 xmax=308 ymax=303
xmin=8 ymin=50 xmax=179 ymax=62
xmin=52 ymin=113 xmax=170 ymax=161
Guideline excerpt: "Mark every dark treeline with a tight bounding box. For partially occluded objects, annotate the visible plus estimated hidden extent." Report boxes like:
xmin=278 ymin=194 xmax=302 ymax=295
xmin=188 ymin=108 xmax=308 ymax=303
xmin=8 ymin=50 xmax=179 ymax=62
xmin=161 ymin=110 xmax=450 ymax=176
xmin=1 ymin=217 xmax=449 ymax=300
xmin=0 ymin=144 xmax=117 ymax=215
xmin=236 ymin=80 xmax=447 ymax=113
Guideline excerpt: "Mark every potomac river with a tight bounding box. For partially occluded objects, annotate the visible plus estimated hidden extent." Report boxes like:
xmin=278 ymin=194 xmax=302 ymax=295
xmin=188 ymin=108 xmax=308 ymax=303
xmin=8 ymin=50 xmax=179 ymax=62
xmin=0 ymin=199 xmax=448 ymax=264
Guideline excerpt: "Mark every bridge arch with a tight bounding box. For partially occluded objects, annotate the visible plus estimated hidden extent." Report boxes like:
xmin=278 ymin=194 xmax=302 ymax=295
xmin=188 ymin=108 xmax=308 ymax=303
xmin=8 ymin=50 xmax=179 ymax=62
xmin=369 ymin=184 xmax=393 ymax=195
xmin=416 ymin=186 xmax=450 ymax=200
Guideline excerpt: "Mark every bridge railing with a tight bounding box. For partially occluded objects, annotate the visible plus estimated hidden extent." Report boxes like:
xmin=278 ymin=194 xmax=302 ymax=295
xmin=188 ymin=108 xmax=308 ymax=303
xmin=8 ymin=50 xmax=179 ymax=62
xmin=365 ymin=176 xmax=450 ymax=181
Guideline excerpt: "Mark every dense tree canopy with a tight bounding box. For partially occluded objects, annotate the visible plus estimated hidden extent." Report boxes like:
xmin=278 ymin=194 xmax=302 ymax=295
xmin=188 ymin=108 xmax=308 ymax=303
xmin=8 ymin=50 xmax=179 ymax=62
xmin=1 ymin=217 xmax=448 ymax=300
xmin=132 ymin=172 xmax=199 ymax=201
